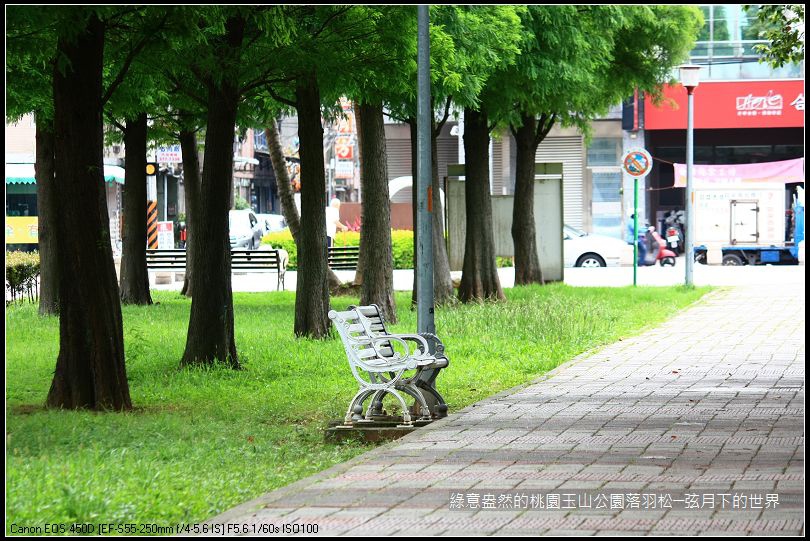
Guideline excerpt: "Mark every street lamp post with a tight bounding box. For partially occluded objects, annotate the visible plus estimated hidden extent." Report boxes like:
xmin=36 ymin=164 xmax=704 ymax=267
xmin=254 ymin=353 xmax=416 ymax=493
xmin=679 ymin=64 xmax=701 ymax=287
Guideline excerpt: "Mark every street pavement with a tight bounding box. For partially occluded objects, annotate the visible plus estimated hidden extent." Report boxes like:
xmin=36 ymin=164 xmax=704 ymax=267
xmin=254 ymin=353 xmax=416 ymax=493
xmin=150 ymin=257 xmax=807 ymax=293
xmin=209 ymin=277 xmax=805 ymax=535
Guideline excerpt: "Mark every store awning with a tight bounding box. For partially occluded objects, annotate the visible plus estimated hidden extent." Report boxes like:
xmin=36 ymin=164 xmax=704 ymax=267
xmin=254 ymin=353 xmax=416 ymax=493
xmin=5 ymin=163 xmax=126 ymax=185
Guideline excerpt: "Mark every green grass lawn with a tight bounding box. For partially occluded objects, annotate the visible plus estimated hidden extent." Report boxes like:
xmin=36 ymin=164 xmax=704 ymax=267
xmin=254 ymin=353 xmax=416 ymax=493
xmin=6 ymin=284 xmax=709 ymax=531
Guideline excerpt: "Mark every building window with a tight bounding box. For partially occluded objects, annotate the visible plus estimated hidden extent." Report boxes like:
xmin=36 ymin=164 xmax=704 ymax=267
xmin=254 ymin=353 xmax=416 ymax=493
xmin=587 ymin=138 xmax=621 ymax=167
xmin=590 ymin=170 xmax=623 ymax=239
xmin=254 ymin=130 xmax=268 ymax=152
xmin=690 ymin=4 xmax=803 ymax=80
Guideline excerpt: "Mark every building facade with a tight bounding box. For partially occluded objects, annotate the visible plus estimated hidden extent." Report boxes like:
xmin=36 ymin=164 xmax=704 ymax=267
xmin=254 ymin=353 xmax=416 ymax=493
xmin=639 ymin=4 xmax=805 ymax=234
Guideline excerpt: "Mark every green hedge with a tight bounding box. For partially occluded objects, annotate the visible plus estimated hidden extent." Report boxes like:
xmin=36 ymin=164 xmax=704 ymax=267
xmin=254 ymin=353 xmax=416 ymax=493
xmin=6 ymin=251 xmax=40 ymax=303
xmin=261 ymin=228 xmax=513 ymax=270
xmin=262 ymin=229 xmax=414 ymax=270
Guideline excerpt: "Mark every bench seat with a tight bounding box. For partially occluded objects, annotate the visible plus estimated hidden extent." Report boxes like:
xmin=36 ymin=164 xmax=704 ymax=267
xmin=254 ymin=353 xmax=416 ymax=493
xmin=146 ymin=248 xmax=287 ymax=290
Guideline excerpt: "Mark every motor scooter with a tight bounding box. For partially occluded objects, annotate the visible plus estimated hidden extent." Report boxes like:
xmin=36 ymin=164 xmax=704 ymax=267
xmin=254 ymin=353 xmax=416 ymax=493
xmin=639 ymin=226 xmax=677 ymax=266
xmin=663 ymin=210 xmax=684 ymax=253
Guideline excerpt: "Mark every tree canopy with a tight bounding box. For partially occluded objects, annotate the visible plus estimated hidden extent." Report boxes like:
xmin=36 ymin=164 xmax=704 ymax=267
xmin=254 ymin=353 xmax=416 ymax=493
xmin=744 ymin=4 xmax=805 ymax=67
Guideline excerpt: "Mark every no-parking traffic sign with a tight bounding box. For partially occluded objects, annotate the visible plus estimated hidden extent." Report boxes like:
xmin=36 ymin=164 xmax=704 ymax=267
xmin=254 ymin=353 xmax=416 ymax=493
xmin=622 ymin=148 xmax=653 ymax=178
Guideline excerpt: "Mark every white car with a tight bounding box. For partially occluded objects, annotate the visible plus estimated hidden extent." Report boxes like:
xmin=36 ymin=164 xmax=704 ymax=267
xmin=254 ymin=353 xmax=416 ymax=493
xmin=228 ymin=210 xmax=264 ymax=250
xmin=563 ymin=224 xmax=634 ymax=268
xmin=255 ymin=213 xmax=287 ymax=234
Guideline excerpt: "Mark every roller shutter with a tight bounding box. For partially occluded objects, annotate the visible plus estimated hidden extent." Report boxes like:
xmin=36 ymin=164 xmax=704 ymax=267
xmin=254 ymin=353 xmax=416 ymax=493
xmin=534 ymin=136 xmax=584 ymax=229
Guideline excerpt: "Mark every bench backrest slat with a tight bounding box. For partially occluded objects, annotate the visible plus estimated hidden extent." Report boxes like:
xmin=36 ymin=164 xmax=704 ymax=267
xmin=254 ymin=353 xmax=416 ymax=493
xmin=147 ymin=249 xmax=284 ymax=270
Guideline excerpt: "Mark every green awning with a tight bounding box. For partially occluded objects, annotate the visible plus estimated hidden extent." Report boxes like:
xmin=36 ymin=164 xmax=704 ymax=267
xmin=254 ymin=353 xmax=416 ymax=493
xmin=5 ymin=163 xmax=125 ymax=185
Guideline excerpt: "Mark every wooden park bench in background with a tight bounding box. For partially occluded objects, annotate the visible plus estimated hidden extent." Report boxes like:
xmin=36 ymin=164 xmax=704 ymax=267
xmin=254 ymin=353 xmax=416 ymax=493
xmin=329 ymin=304 xmax=449 ymax=429
xmin=327 ymin=245 xmax=360 ymax=270
xmin=146 ymin=248 xmax=287 ymax=290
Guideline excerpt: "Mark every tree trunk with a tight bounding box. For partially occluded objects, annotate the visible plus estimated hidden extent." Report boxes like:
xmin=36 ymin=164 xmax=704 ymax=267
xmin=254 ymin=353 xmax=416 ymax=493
xmin=179 ymin=128 xmax=200 ymax=297
xmin=458 ymin=107 xmax=505 ymax=302
xmin=293 ymin=74 xmax=331 ymax=338
xmin=119 ymin=112 xmax=153 ymax=304
xmin=430 ymin=126 xmax=455 ymax=303
xmin=409 ymin=117 xmax=455 ymax=305
xmin=265 ymin=121 xmax=342 ymax=291
xmin=35 ymin=112 xmax=58 ymax=316
xmin=511 ymin=115 xmax=544 ymax=285
xmin=47 ymin=14 xmax=131 ymax=410
xmin=181 ymin=16 xmax=243 ymax=368
xmin=355 ymin=101 xmax=397 ymax=323
xmin=352 ymin=106 xmax=367 ymax=288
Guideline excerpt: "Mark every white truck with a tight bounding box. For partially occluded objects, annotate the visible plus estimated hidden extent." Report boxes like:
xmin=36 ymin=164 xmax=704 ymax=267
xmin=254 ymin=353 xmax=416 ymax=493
xmin=693 ymin=185 xmax=804 ymax=266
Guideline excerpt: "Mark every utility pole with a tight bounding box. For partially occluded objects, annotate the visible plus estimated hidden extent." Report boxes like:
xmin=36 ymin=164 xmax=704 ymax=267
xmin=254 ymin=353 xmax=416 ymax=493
xmin=416 ymin=5 xmax=434 ymax=334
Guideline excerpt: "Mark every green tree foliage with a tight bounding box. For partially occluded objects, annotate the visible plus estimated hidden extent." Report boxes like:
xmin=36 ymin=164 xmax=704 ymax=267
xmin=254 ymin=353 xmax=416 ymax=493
xmin=480 ymin=6 xmax=702 ymax=286
xmin=744 ymin=4 xmax=805 ymax=67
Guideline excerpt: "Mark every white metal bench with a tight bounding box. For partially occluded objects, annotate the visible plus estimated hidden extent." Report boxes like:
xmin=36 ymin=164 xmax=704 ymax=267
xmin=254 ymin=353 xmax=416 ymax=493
xmin=329 ymin=304 xmax=449 ymax=427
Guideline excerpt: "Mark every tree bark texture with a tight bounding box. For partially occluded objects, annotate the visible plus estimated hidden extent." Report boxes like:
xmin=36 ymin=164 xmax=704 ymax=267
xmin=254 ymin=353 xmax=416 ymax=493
xmin=181 ymin=16 xmax=243 ymax=367
xmin=355 ymin=102 xmax=397 ymax=323
xmin=179 ymin=128 xmax=200 ymax=297
xmin=35 ymin=112 xmax=59 ymax=316
xmin=265 ymin=121 xmax=342 ymax=291
xmin=293 ymin=74 xmax=331 ymax=338
xmin=119 ymin=112 xmax=153 ymax=304
xmin=408 ymin=118 xmax=455 ymax=304
xmin=458 ymin=107 xmax=505 ymax=302
xmin=47 ymin=14 xmax=132 ymax=410
xmin=429 ymin=128 xmax=455 ymax=304
xmin=511 ymin=114 xmax=544 ymax=285
xmin=352 ymin=107 xmax=368 ymax=288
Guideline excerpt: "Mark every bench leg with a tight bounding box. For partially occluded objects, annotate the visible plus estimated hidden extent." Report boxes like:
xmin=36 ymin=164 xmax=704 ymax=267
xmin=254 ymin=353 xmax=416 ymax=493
xmin=344 ymin=388 xmax=375 ymax=425
xmin=367 ymin=385 xmax=431 ymax=421
xmin=415 ymin=379 xmax=449 ymax=418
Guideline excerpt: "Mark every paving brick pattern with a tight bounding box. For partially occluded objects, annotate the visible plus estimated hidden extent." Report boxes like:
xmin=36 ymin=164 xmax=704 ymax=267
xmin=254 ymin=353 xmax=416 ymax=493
xmin=211 ymin=283 xmax=804 ymax=535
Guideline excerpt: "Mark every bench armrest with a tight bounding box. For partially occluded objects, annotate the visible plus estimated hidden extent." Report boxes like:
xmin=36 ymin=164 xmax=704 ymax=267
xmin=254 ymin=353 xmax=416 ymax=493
xmin=352 ymin=335 xmax=418 ymax=371
xmin=384 ymin=333 xmax=432 ymax=359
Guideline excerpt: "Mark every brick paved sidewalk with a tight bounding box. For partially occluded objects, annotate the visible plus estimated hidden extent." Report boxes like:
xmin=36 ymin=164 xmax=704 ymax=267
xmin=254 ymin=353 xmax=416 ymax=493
xmin=211 ymin=283 xmax=805 ymax=536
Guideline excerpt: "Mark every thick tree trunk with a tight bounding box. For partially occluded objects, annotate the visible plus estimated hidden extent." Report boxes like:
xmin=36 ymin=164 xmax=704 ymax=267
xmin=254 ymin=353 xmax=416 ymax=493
xmin=458 ymin=107 xmax=505 ymax=302
xmin=35 ymin=113 xmax=58 ymax=316
xmin=179 ymin=128 xmax=200 ymax=297
xmin=293 ymin=74 xmax=331 ymax=338
xmin=119 ymin=112 xmax=153 ymax=304
xmin=511 ymin=115 xmax=544 ymax=285
xmin=355 ymin=102 xmax=397 ymax=323
xmin=47 ymin=14 xmax=132 ymax=410
xmin=265 ymin=121 xmax=342 ymax=291
xmin=181 ymin=17 xmax=243 ymax=367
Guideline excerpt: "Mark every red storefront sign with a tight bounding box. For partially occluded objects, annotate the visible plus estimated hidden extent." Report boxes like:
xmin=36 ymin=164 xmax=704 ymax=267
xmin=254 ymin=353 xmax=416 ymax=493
xmin=644 ymin=80 xmax=804 ymax=130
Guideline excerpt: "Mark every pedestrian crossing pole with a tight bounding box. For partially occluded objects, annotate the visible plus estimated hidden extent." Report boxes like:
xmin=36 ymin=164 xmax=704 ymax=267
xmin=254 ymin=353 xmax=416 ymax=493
xmin=146 ymin=161 xmax=158 ymax=249
xmin=147 ymin=200 xmax=158 ymax=249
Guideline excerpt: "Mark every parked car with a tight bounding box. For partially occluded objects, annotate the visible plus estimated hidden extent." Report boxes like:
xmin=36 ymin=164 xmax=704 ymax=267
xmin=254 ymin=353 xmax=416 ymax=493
xmin=229 ymin=210 xmax=264 ymax=250
xmin=563 ymin=224 xmax=634 ymax=268
xmin=255 ymin=213 xmax=287 ymax=234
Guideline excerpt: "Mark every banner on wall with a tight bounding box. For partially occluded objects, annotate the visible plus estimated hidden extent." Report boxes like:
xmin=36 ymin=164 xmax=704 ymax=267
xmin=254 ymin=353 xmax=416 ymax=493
xmin=673 ymin=157 xmax=805 ymax=189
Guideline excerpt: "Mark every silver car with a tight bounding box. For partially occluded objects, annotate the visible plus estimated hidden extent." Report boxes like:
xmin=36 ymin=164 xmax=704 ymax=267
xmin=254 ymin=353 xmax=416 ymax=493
xmin=229 ymin=210 xmax=264 ymax=250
